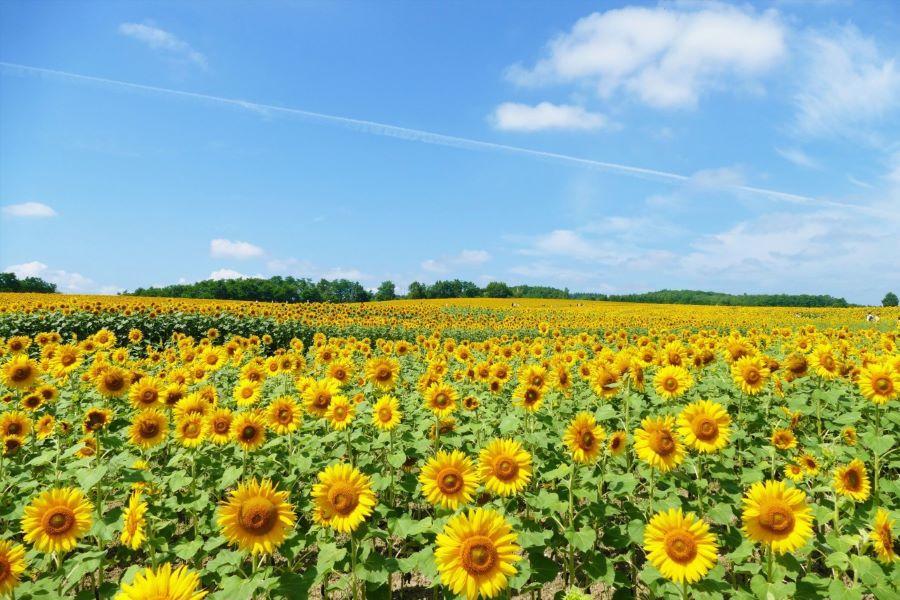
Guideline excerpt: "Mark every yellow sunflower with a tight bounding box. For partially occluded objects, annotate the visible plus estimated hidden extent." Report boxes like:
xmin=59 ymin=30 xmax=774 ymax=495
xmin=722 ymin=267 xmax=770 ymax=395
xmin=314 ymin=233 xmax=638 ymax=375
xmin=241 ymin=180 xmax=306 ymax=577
xmin=608 ymin=431 xmax=628 ymax=456
xmin=311 ymin=463 xmax=377 ymax=533
xmin=424 ymin=381 xmax=458 ymax=417
xmin=35 ymin=414 xmax=55 ymax=439
xmin=741 ymin=480 xmax=814 ymax=554
xmin=0 ymin=539 xmax=26 ymax=597
xmin=563 ymin=412 xmax=605 ymax=463
xmin=634 ymin=416 xmax=684 ymax=472
xmin=420 ymin=450 xmax=480 ymax=510
xmin=771 ymin=428 xmax=797 ymax=451
xmin=266 ymin=396 xmax=302 ymax=435
xmin=232 ymin=412 xmax=266 ymax=451
xmin=653 ymin=365 xmax=693 ymax=400
xmin=218 ymin=478 xmax=296 ymax=555
xmin=372 ymin=395 xmax=401 ymax=431
xmin=677 ymin=400 xmax=730 ymax=453
xmin=365 ymin=357 xmax=400 ymax=390
xmin=82 ymin=406 xmax=113 ymax=434
xmin=129 ymin=376 xmax=164 ymax=410
xmin=857 ymin=362 xmax=899 ymax=404
xmin=512 ymin=383 xmax=543 ymax=412
xmin=21 ymin=487 xmax=94 ymax=553
xmin=434 ymin=508 xmax=521 ymax=600
xmin=644 ymin=508 xmax=718 ymax=584
xmin=478 ymin=438 xmax=532 ymax=496
xmin=731 ymin=355 xmax=770 ymax=395
xmin=833 ymin=459 xmax=870 ymax=502
xmin=325 ymin=395 xmax=355 ymax=430
xmin=129 ymin=409 xmax=168 ymax=449
xmin=784 ymin=462 xmax=805 ymax=483
xmin=233 ymin=379 xmax=262 ymax=408
xmin=302 ymin=377 xmax=341 ymax=418
xmin=871 ymin=508 xmax=896 ymax=563
xmin=0 ymin=410 xmax=31 ymax=438
xmin=121 ymin=490 xmax=148 ymax=550
xmin=95 ymin=365 xmax=131 ymax=397
xmin=205 ymin=408 xmax=234 ymax=445
xmin=115 ymin=563 xmax=207 ymax=600
xmin=1 ymin=354 xmax=40 ymax=389
xmin=810 ymin=345 xmax=840 ymax=380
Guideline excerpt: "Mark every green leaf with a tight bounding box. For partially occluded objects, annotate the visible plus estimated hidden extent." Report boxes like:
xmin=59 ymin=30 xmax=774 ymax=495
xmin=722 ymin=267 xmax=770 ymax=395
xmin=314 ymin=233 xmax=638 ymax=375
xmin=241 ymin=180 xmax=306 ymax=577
xmin=76 ymin=464 xmax=108 ymax=490
xmin=219 ymin=465 xmax=243 ymax=489
xmin=569 ymin=527 xmax=597 ymax=552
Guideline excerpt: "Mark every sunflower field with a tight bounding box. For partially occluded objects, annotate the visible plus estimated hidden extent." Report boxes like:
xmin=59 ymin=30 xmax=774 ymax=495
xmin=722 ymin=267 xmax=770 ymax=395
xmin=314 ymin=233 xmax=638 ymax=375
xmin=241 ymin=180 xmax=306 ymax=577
xmin=0 ymin=295 xmax=897 ymax=599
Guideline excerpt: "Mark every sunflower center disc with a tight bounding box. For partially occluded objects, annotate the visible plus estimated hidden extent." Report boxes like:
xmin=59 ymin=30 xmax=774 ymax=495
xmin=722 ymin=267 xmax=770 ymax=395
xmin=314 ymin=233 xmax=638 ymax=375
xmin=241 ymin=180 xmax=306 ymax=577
xmin=437 ymin=468 xmax=463 ymax=494
xmin=580 ymin=431 xmax=595 ymax=450
xmin=652 ymin=431 xmax=675 ymax=456
xmin=378 ymin=408 xmax=392 ymax=422
xmin=105 ymin=374 xmax=124 ymax=391
xmin=241 ymin=425 xmax=257 ymax=441
xmin=694 ymin=417 xmax=719 ymax=441
xmin=139 ymin=421 xmax=159 ymax=437
xmin=239 ymin=497 xmax=277 ymax=534
xmin=7 ymin=423 xmax=21 ymax=435
xmin=141 ymin=391 xmax=156 ymax=403
xmin=328 ymin=484 xmax=359 ymax=516
xmin=461 ymin=536 xmax=498 ymax=575
xmin=664 ymin=530 xmax=698 ymax=563
xmin=494 ymin=457 xmax=519 ymax=481
xmin=760 ymin=503 xmax=795 ymax=534
xmin=664 ymin=377 xmax=678 ymax=391
xmin=745 ymin=369 xmax=760 ymax=384
xmin=277 ymin=409 xmax=291 ymax=423
xmin=845 ymin=470 xmax=860 ymax=489
xmin=875 ymin=377 xmax=891 ymax=393
xmin=45 ymin=508 xmax=75 ymax=535
xmin=12 ymin=366 xmax=31 ymax=382
xmin=376 ymin=367 xmax=391 ymax=381
xmin=214 ymin=419 xmax=229 ymax=434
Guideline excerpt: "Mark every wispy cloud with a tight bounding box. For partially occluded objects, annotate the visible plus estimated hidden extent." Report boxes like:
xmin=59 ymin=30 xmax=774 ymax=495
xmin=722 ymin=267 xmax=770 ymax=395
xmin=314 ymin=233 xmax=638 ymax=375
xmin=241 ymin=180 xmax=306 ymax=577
xmin=2 ymin=202 xmax=57 ymax=218
xmin=209 ymin=268 xmax=245 ymax=280
xmin=422 ymin=250 xmax=491 ymax=273
xmin=118 ymin=22 xmax=207 ymax=68
xmin=491 ymin=102 xmax=607 ymax=132
xmin=209 ymin=239 xmax=264 ymax=260
xmin=5 ymin=260 xmax=120 ymax=294
xmin=775 ymin=147 xmax=821 ymax=169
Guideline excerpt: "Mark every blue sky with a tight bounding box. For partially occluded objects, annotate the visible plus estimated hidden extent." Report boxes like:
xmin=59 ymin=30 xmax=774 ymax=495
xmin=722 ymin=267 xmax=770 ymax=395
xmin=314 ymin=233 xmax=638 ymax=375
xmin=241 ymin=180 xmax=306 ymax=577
xmin=1 ymin=1 xmax=898 ymax=304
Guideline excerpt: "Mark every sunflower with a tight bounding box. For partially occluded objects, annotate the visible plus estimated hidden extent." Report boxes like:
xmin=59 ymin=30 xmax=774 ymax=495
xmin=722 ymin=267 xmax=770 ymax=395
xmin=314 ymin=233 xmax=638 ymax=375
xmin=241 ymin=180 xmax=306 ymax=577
xmin=362 ymin=357 xmax=399 ymax=390
xmin=233 ymin=379 xmax=262 ymax=408
xmin=205 ymin=408 xmax=234 ymax=445
xmin=478 ymin=439 xmax=532 ymax=497
xmin=741 ymin=480 xmax=814 ymax=554
xmin=21 ymin=487 xmax=94 ymax=553
xmin=325 ymin=395 xmax=355 ymax=430
xmin=512 ymin=383 xmax=543 ymax=412
xmin=653 ymin=365 xmax=693 ymax=400
xmin=96 ymin=365 xmax=131 ymax=397
xmin=434 ymin=508 xmax=521 ymax=600
xmin=810 ymin=345 xmax=840 ymax=380
xmin=784 ymin=462 xmax=805 ymax=483
xmin=0 ymin=411 xmax=31 ymax=438
xmin=174 ymin=414 xmax=205 ymax=448
xmin=129 ymin=376 xmax=164 ymax=410
xmin=218 ymin=478 xmax=296 ymax=555
xmin=302 ymin=377 xmax=341 ymax=418
xmin=311 ymin=463 xmax=377 ymax=533
xmin=797 ymin=453 xmax=819 ymax=475
xmin=129 ymin=409 xmax=168 ymax=449
xmin=264 ymin=396 xmax=301 ymax=435
xmin=771 ymin=428 xmax=797 ymax=451
xmin=2 ymin=355 xmax=40 ymax=389
xmin=677 ymin=400 xmax=730 ymax=453
xmin=121 ymin=490 xmax=148 ymax=550
xmin=420 ymin=450 xmax=480 ymax=510
xmin=857 ymin=362 xmax=899 ymax=404
xmin=82 ymin=406 xmax=113 ymax=434
xmin=731 ymin=356 xmax=770 ymax=395
xmin=634 ymin=416 xmax=684 ymax=472
xmin=115 ymin=563 xmax=207 ymax=600
xmin=50 ymin=344 xmax=82 ymax=375
xmin=21 ymin=392 xmax=43 ymax=411
xmin=563 ymin=412 xmax=605 ymax=463
xmin=871 ymin=508 xmax=896 ymax=563
xmin=0 ymin=539 xmax=26 ymax=597
xmin=643 ymin=508 xmax=718 ymax=584
xmin=608 ymin=431 xmax=627 ymax=456
xmin=173 ymin=394 xmax=212 ymax=421
xmin=3 ymin=434 xmax=25 ymax=455
xmin=232 ymin=411 xmax=266 ymax=451
xmin=372 ymin=395 xmax=401 ymax=431
xmin=833 ymin=459 xmax=870 ymax=502
xmin=424 ymin=382 xmax=458 ymax=417
xmin=842 ymin=426 xmax=857 ymax=446
xmin=198 ymin=346 xmax=226 ymax=372
xmin=35 ymin=414 xmax=55 ymax=439
xmin=76 ymin=436 xmax=98 ymax=458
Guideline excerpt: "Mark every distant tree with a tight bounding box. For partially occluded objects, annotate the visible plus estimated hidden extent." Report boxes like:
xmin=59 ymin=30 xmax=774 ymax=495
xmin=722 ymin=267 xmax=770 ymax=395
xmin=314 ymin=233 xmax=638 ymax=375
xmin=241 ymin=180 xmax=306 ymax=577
xmin=374 ymin=280 xmax=397 ymax=301
xmin=0 ymin=272 xmax=57 ymax=293
xmin=407 ymin=281 xmax=427 ymax=299
xmin=883 ymin=292 xmax=899 ymax=307
xmin=483 ymin=281 xmax=512 ymax=298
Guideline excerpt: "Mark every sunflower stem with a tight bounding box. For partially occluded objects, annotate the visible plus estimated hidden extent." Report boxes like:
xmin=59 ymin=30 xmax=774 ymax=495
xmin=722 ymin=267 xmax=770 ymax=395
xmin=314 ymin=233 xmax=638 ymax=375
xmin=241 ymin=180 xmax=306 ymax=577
xmin=766 ymin=544 xmax=774 ymax=583
xmin=567 ymin=460 xmax=577 ymax=587
xmin=681 ymin=579 xmax=690 ymax=600
xmin=873 ymin=403 xmax=882 ymax=509
xmin=350 ymin=533 xmax=359 ymax=600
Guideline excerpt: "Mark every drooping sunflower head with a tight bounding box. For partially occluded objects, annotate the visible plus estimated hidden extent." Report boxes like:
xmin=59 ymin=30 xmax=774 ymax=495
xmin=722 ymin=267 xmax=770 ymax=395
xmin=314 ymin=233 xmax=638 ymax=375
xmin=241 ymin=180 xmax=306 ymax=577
xmin=21 ymin=487 xmax=94 ymax=553
xmin=218 ymin=478 xmax=296 ymax=555
xmin=434 ymin=508 xmax=521 ymax=600
xmin=842 ymin=426 xmax=857 ymax=446
xmin=266 ymin=396 xmax=302 ymax=435
xmin=563 ymin=412 xmax=605 ymax=464
xmin=35 ymin=414 xmax=55 ymax=439
xmin=677 ymin=400 xmax=731 ymax=453
xmin=833 ymin=459 xmax=871 ymax=502
xmin=232 ymin=411 xmax=266 ymax=451
xmin=129 ymin=409 xmax=169 ymax=449
xmin=643 ymin=508 xmax=718 ymax=584
xmin=311 ymin=463 xmax=377 ymax=533
xmin=871 ymin=508 xmax=896 ymax=564
xmin=741 ymin=480 xmax=814 ymax=554
xmin=0 ymin=539 xmax=26 ymax=597
xmin=653 ymin=365 xmax=693 ymax=400
xmin=115 ymin=563 xmax=207 ymax=600
xmin=858 ymin=362 xmax=899 ymax=405
xmin=424 ymin=381 xmax=458 ymax=417
xmin=478 ymin=438 xmax=532 ymax=497
xmin=3 ymin=434 xmax=25 ymax=456
xmin=372 ymin=395 xmax=401 ymax=431
xmin=420 ymin=450 xmax=480 ymax=510
xmin=634 ymin=416 xmax=684 ymax=473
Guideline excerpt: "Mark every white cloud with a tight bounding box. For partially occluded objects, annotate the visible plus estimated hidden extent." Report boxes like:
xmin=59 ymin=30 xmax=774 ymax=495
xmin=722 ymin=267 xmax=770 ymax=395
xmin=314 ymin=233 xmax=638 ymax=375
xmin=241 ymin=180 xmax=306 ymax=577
xmin=209 ymin=268 xmax=245 ymax=280
xmin=4 ymin=261 xmax=119 ymax=294
xmin=2 ymin=202 xmax=57 ymax=218
xmin=421 ymin=250 xmax=491 ymax=273
xmin=775 ymin=147 xmax=821 ymax=170
xmin=794 ymin=26 xmax=900 ymax=137
xmin=507 ymin=4 xmax=786 ymax=108
xmin=491 ymin=102 xmax=607 ymax=132
xmin=266 ymin=257 xmax=371 ymax=282
xmin=119 ymin=22 xmax=207 ymax=67
xmin=321 ymin=267 xmax=366 ymax=280
xmin=210 ymin=239 xmax=264 ymax=260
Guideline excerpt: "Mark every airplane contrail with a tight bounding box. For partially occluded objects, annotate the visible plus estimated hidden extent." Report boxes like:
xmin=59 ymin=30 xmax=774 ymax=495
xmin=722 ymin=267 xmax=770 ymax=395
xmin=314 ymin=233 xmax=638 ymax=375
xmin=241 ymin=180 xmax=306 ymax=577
xmin=0 ymin=61 xmax=869 ymax=212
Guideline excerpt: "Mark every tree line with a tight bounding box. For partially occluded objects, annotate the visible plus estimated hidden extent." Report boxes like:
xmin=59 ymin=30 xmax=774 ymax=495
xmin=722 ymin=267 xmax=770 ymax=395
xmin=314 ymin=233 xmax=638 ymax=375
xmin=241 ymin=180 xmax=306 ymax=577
xmin=0 ymin=272 xmax=58 ymax=293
